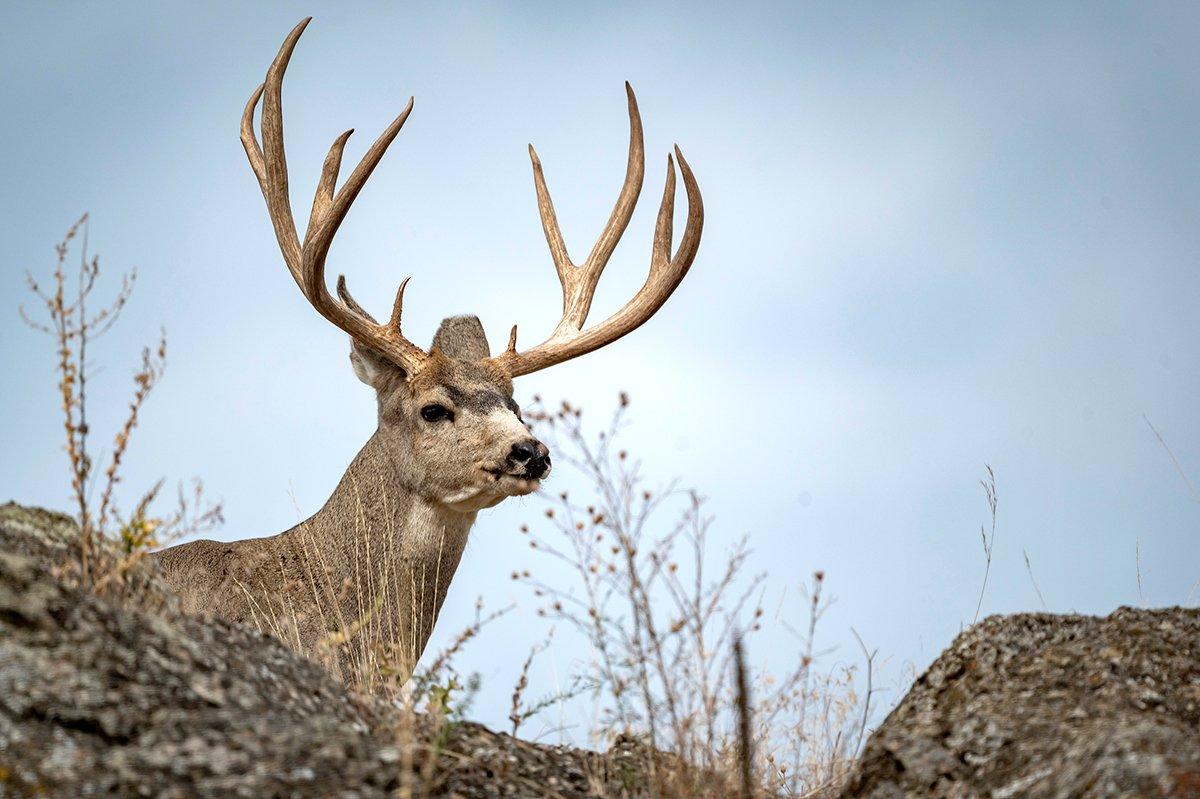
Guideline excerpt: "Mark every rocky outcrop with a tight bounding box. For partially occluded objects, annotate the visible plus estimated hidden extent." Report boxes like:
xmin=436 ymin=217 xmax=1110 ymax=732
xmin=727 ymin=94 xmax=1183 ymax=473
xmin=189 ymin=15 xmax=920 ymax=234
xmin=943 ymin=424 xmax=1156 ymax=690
xmin=5 ymin=502 xmax=1200 ymax=798
xmin=840 ymin=607 xmax=1200 ymax=798
xmin=0 ymin=502 xmax=647 ymax=798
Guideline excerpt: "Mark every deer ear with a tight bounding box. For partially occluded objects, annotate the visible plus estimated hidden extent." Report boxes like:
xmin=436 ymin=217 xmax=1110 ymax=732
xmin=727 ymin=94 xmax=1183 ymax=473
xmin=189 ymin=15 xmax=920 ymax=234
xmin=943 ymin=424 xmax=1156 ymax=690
xmin=349 ymin=339 xmax=405 ymax=387
xmin=430 ymin=315 xmax=491 ymax=362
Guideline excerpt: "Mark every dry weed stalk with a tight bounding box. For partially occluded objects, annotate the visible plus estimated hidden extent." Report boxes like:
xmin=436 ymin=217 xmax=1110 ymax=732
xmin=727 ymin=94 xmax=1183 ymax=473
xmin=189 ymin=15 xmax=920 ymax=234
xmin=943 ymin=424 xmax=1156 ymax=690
xmin=508 ymin=630 xmax=588 ymax=739
xmin=519 ymin=394 xmax=873 ymax=796
xmin=20 ymin=215 xmax=221 ymax=599
xmin=972 ymin=464 xmax=998 ymax=624
xmin=1143 ymin=415 xmax=1200 ymax=504
xmin=733 ymin=635 xmax=754 ymax=799
xmin=1023 ymin=548 xmax=1049 ymax=611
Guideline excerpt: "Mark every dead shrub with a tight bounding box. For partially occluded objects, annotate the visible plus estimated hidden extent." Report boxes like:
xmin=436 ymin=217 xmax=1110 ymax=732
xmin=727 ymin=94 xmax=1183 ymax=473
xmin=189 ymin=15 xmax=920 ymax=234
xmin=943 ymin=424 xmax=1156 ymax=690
xmin=20 ymin=214 xmax=221 ymax=605
xmin=516 ymin=394 xmax=875 ymax=797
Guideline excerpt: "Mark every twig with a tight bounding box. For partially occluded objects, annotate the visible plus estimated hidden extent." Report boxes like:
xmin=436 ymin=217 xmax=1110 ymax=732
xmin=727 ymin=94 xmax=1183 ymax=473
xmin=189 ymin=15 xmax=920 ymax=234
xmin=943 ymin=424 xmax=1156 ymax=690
xmin=510 ymin=630 xmax=552 ymax=735
xmin=849 ymin=628 xmax=877 ymax=757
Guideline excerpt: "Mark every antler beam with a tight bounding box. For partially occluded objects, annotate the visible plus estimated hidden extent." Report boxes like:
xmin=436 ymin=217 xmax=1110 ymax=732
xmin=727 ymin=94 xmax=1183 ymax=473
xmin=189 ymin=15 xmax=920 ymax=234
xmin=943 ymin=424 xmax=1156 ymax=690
xmin=241 ymin=20 xmax=703 ymax=380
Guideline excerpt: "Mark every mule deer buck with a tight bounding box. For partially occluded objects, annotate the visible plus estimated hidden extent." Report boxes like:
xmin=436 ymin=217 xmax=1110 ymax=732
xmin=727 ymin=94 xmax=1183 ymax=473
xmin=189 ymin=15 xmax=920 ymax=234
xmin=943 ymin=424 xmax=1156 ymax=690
xmin=154 ymin=18 xmax=703 ymax=685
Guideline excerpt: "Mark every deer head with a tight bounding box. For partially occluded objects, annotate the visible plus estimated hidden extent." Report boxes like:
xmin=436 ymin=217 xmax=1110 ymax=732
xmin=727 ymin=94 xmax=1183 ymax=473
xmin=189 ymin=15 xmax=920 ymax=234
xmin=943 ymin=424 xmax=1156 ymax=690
xmin=239 ymin=18 xmax=703 ymax=513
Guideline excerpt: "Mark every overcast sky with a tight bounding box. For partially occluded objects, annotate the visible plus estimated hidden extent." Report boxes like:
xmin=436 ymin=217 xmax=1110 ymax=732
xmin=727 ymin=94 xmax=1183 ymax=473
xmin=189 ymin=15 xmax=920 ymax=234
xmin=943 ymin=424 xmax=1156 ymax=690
xmin=3 ymin=1 xmax=1199 ymax=739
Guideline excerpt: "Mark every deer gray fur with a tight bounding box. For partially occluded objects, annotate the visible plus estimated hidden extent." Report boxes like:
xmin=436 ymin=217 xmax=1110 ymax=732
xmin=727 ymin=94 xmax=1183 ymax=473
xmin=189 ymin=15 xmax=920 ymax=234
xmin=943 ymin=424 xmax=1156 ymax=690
xmin=153 ymin=17 xmax=703 ymax=685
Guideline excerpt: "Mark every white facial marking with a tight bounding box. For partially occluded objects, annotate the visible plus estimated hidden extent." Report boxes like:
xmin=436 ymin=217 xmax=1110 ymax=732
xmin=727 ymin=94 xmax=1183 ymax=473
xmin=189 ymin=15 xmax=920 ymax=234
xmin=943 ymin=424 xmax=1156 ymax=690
xmin=435 ymin=405 xmax=541 ymax=512
xmin=486 ymin=407 xmax=531 ymax=445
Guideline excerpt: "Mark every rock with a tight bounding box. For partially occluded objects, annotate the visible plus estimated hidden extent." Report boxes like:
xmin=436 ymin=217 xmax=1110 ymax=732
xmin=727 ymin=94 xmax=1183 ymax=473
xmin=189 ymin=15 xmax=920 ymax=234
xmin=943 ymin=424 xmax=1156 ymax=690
xmin=0 ymin=519 xmax=400 ymax=796
xmin=0 ymin=501 xmax=76 ymax=557
xmin=0 ymin=503 xmax=652 ymax=798
xmin=9 ymin=500 xmax=1199 ymax=798
xmin=840 ymin=608 xmax=1200 ymax=799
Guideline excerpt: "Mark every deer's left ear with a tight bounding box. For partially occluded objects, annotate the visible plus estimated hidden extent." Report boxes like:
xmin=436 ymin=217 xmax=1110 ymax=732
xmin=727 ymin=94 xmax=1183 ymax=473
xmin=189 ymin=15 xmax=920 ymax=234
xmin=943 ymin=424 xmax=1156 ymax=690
xmin=349 ymin=338 xmax=405 ymax=387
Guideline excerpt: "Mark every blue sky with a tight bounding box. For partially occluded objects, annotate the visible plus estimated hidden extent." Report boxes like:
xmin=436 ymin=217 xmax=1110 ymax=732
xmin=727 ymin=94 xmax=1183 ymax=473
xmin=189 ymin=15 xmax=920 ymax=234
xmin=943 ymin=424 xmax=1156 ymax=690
xmin=3 ymin=2 xmax=1199 ymax=738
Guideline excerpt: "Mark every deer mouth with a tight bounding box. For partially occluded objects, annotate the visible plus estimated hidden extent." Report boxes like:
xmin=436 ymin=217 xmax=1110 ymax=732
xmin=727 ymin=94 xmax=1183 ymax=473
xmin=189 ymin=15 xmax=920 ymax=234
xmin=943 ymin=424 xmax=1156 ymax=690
xmin=482 ymin=467 xmax=542 ymax=496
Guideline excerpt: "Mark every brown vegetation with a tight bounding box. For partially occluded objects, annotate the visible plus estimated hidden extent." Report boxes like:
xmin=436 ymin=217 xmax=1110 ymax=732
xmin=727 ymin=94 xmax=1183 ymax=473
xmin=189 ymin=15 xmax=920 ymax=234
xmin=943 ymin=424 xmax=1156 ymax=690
xmin=20 ymin=214 xmax=221 ymax=604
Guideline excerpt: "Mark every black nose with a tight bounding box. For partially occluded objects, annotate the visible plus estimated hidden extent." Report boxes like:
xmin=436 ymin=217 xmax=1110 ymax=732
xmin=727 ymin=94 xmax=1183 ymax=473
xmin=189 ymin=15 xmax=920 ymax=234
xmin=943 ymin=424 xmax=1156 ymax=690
xmin=510 ymin=441 xmax=537 ymax=463
xmin=509 ymin=440 xmax=551 ymax=479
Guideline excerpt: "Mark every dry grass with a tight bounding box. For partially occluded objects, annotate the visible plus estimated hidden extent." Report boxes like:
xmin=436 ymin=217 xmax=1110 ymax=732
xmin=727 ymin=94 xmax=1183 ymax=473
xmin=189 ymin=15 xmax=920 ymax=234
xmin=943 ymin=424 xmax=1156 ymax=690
xmin=229 ymin=480 xmax=503 ymax=709
xmin=21 ymin=215 xmax=221 ymax=606
xmin=229 ymin=482 xmax=514 ymax=797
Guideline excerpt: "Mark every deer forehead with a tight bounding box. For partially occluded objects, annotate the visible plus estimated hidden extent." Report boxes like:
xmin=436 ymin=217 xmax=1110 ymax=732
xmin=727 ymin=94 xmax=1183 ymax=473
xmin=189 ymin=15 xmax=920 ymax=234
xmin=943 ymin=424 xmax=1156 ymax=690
xmin=408 ymin=356 xmax=516 ymax=412
xmin=440 ymin=384 xmax=521 ymax=416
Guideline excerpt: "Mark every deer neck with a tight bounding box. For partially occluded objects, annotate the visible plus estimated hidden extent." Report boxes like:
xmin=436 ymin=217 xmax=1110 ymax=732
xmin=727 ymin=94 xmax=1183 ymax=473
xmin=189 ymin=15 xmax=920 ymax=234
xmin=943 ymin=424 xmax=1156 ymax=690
xmin=284 ymin=429 xmax=478 ymax=669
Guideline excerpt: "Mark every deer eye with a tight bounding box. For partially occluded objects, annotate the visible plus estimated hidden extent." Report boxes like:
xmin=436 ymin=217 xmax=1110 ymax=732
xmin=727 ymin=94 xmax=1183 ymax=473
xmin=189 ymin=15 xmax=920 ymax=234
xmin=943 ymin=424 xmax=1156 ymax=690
xmin=420 ymin=404 xmax=453 ymax=423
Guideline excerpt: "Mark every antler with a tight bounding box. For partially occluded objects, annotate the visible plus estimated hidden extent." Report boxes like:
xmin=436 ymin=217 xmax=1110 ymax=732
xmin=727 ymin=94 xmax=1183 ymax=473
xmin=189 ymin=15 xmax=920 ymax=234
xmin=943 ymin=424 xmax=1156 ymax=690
xmin=489 ymin=83 xmax=704 ymax=378
xmin=240 ymin=18 xmax=429 ymax=374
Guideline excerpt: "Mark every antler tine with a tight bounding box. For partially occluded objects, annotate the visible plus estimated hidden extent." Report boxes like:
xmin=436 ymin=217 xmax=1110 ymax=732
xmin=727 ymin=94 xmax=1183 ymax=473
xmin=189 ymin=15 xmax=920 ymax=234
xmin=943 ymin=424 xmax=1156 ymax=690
xmin=581 ymin=83 xmax=646 ymax=295
xmin=241 ymin=19 xmax=428 ymax=374
xmin=335 ymin=275 xmax=377 ymax=321
xmin=306 ymin=97 xmax=415 ymax=253
xmin=529 ymin=83 xmax=645 ymax=335
xmin=387 ymin=276 xmax=413 ymax=331
xmin=493 ymin=133 xmax=703 ymax=378
xmin=239 ymin=83 xmax=267 ymax=192
xmin=299 ymin=95 xmax=414 ymax=299
xmin=337 ymin=274 xmax=414 ymax=335
xmin=300 ymin=98 xmax=422 ymax=368
xmin=256 ymin=17 xmax=310 ymax=287
xmin=655 ymin=145 xmax=704 ymax=281
xmin=527 ymin=145 xmax=572 ymax=288
xmin=309 ymin=129 xmax=354 ymax=239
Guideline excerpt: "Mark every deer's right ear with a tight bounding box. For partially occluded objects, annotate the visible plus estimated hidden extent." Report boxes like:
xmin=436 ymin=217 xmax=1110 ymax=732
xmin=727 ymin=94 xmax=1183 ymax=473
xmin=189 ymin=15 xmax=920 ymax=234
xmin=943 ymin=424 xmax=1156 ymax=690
xmin=349 ymin=339 xmax=405 ymax=388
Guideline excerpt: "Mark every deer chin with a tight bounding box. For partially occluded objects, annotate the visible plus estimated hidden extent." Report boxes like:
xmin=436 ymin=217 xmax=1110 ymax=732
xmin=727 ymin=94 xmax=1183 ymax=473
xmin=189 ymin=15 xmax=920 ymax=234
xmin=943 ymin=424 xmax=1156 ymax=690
xmin=439 ymin=470 xmax=541 ymax=513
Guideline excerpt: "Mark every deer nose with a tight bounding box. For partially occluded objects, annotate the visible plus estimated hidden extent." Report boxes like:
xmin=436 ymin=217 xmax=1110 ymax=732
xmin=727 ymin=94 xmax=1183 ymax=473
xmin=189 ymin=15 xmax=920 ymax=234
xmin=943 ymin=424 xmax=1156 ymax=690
xmin=509 ymin=441 xmax=537 ymax=463
xmin=509 ymin=440 xmax=551 ymax=479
